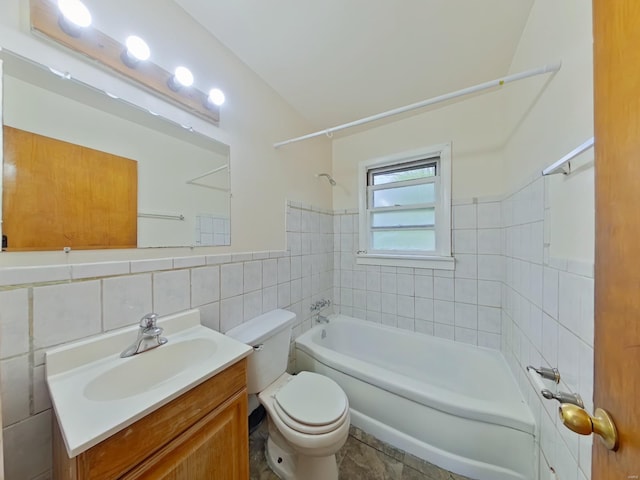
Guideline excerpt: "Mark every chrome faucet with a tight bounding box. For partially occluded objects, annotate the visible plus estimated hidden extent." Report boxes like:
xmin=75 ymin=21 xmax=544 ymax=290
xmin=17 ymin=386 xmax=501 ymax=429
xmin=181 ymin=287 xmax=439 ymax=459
xmin=316 ymin=314 xmax=330 ymax=324
xmin=120 ymin=313 xmax=168 ymax=358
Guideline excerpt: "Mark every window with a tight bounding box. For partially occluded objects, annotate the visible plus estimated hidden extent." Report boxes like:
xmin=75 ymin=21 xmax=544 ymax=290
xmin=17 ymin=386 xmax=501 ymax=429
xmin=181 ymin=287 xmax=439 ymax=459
xmin=357 ymin=144 xmax=453 ymax=269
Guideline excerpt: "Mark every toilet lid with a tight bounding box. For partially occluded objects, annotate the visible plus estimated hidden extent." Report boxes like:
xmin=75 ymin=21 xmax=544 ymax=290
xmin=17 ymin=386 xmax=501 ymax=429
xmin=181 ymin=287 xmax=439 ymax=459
xmin=275 ymin=372 xmax=347 ymax=426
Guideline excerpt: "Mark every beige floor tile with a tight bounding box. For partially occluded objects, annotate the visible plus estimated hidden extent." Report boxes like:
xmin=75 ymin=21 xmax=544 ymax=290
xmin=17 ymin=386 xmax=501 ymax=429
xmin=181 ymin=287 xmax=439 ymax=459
xmin=249 ymin=420 xmax=462 ymax=480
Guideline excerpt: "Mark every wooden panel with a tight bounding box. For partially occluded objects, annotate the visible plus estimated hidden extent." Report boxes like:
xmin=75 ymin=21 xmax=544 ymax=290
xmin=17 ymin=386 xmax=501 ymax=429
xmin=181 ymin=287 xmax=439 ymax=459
xmin=121 ymin=389 xmax=249 ymax=480
xmin=76 ymin=359 xmax=246 ymax=480
xmin=2 ymin=126 xmax=137 ymax=251
xmin=53 ymin=415 xmax=77 ymax=480
xmin=29 ymin=0 xmax=219 ymax=125
xmin=593 ymin=0 xmax=640 ymax=476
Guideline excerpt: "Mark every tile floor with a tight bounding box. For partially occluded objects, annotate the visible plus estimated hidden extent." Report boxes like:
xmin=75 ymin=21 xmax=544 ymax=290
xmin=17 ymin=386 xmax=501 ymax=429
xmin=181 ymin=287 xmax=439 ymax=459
xmin=249 ymin=421 xmax=472 ymax=480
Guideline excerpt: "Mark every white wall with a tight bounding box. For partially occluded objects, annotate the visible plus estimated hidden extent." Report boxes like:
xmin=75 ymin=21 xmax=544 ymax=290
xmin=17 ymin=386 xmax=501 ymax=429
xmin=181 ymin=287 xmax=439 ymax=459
xmin=330 ymin=2 xmax=595 ymax=479
xmin=500 ymin=1 xmax=595 ymax=479
xmin=502 ymin=0 xmax=594 ymax=263
xmin=0 ymin=0 xmax=332 ymax=265
xmin=332 ymin=91 xmax=506 ymax=210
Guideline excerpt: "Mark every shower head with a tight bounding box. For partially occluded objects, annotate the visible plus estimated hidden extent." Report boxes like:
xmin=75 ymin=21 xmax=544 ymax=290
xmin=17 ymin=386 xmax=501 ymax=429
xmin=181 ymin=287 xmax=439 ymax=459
xmin=316 ymin=173 xmax=336 ymax=186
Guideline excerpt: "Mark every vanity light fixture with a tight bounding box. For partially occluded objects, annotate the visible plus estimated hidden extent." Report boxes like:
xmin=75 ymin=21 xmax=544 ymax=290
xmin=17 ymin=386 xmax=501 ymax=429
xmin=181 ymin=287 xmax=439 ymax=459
xmin=121 ymin=35 xmax=151 ymax=68
xmin=31 ymin=0 xmax=221 ymax=124
xmin=207 ymin=88 xmax=225 ymax=107
xmin=168 ymin=66 xmax=194 ymax=91
xmin=57 ymin=0 xmax=92 ymax=37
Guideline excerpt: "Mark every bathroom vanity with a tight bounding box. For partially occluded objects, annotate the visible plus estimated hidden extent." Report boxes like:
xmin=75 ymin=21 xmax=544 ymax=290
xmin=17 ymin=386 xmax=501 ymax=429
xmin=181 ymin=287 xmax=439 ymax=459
xmin=53 ymin=359 xmax=248 ymax=479
xmin=46 ymin=310 xmax=252 ymax=480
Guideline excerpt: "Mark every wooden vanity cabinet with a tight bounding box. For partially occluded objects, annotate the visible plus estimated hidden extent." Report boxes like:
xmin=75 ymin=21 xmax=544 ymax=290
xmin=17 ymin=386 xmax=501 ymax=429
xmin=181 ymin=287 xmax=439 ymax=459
xmin=53 ymin=359 xmax=249 ymax=480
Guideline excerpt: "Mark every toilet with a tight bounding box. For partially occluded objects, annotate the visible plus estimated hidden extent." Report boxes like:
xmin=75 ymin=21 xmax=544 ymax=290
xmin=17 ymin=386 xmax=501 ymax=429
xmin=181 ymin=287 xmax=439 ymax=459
xmin=226 ymin=309 xmax=350 ymax=480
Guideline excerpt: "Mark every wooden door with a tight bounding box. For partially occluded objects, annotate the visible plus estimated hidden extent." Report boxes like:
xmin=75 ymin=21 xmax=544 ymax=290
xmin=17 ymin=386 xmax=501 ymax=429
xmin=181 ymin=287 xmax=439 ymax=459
xmin=2 ymin=126 xmax=138 ymax=251
xmin=121 ymin=390 xmax=249 ymax=480
xmin=593 ymin=0 xmax=640 ymax=477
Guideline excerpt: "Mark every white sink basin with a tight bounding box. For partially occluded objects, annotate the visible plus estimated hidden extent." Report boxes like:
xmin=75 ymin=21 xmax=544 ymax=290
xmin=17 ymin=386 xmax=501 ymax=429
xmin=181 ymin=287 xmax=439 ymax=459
xmin=83 ymin=337 xmax=217 ymax=401
xmin=45 ymin=310 xmax=252 ymax=457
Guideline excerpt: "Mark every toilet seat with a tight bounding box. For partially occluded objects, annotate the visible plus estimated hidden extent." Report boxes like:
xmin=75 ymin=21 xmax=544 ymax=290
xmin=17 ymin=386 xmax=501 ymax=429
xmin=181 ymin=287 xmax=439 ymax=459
xmin=273 ymin=372 xmax=348 ymax=435
xmin=273 ymin=399 xmax=349 ymax=435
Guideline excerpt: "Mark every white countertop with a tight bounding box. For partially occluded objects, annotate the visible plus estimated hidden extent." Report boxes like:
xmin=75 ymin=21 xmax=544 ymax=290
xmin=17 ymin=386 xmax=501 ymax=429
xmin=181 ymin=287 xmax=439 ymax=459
xmin=45 ymin=310 xmax=252 ymax=457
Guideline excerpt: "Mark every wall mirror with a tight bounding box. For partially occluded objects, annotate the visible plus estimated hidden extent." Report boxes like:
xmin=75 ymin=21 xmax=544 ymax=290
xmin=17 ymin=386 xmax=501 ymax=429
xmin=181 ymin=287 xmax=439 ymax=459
xmin=0 ymin=48 xmax=231 ymax=252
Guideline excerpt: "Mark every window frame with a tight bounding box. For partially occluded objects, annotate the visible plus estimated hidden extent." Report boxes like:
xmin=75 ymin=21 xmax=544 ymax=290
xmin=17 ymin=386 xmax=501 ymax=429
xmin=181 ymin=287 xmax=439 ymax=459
xmin=357 ymin=143 xmax=454 ymax=269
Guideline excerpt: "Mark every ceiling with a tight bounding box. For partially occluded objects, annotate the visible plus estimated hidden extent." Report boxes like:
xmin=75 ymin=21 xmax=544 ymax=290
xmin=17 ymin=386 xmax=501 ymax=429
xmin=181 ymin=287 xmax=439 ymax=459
xmin=174 ymin=0 xmax=534 ymax=130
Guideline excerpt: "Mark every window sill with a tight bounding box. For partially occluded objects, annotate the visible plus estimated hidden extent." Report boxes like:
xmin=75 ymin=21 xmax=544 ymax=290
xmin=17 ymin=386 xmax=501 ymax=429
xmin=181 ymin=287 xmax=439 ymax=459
xmin=355 ymin=253 xmax=455 ymax=270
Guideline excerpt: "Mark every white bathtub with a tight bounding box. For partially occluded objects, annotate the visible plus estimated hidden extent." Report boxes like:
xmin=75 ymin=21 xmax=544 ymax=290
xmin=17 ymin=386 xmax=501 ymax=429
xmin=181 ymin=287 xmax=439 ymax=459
xmin=295 ymin=315 xmax=536 ymax=480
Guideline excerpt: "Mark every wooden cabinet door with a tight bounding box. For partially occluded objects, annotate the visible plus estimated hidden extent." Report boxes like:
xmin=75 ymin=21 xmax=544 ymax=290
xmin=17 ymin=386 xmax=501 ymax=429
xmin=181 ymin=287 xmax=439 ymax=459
xmin=121 ymin=389 xmax=249 ymax=480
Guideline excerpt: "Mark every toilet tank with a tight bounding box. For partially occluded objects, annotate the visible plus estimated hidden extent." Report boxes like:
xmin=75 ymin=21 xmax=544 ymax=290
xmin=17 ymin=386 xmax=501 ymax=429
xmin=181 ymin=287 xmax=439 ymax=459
xmin=226 ymin=309 xmax=296 ymax=394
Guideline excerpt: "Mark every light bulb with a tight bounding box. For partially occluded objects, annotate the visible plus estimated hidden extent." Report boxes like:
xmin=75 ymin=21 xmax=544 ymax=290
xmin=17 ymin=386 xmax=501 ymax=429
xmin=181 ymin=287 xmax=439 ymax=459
xmin=207 ymin=88 xmax=225 ymax=106
xmin=57 ymin=0 xmax=92 ymax=28
xmin=125 ymin=35 xmax=150 ymax=62
xmin=174 ymin=66 xmax=194 ymax=87
xmin=168 ymin=66 xmax=194 ymax=91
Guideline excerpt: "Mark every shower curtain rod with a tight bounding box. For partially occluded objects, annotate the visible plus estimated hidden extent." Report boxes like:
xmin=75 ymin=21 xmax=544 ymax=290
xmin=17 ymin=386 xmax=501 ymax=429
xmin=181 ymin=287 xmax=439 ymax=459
xmin=541 ymin=137 xmax=594 ymax=176
xmin=273 ymin=62 xmax=562 ymax=149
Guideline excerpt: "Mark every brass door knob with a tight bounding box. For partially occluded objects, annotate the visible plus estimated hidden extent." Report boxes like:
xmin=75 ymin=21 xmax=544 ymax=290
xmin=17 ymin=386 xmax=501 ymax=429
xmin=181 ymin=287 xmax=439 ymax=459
xmin=559 ymin=404 xmax=619 ymax=451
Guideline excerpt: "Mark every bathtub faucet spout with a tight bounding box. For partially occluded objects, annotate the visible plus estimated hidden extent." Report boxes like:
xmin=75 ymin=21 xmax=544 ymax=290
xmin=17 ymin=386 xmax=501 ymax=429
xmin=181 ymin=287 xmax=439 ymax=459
xmin=316 ymin=314 xmax=330 ymax=324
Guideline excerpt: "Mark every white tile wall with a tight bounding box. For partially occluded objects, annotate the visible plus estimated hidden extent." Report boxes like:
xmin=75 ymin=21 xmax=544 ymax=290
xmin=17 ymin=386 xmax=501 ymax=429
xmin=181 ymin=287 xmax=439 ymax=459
xmin=0 ymin=200 xmax=334 ymax=479
xmin=241 ymin=290 xmax=262 ymax=321
xmin=1 ymin=355 xmax=30 ymax=425
xmin=198 ymin=301 xmax=220 ymax=332
xmin=33 ymin=281 xmax=102 ymax=349
xmin=153 ymin=270 xmax=191 ymax=315
xmin=0 ymin=188 xmax=594 ymax=479
xmin=477 ymin=202 xmax=502 ymax=228
xmin=262 ymin=285 xmax=278 ymax=312
xmin=0 ymin=289 xmax=29 ymax=358
xmin=130 ymin=258 xmax=173 ymax=273
xmin=32 ymin=365 xmax=51 ymax=414
xmin=453 ymin=204 xmax=477 ymax=229
xmin=103 ymin=274 xmax=153 ymax=331
xmin=331 ymin=185 xmax=595 ymax=479
xmin=173 ymin=255 xmax=206 ymax=269
xmin=262 ymin=259 xmax=278 ymax=288
xmin=190 ymin=266 xmax=220 ymax=307
xmin=71 ymin=261 xmax=130 ymax=279
xmin=334 ymin=198 xmax=504 ymax=349
xmin=502 ymin=176 xmax=593 ymax=480
xmin=2 ymin=410 xmax=52 ymax=479
xmin=220 ymin=263 xmax=244 ymax=298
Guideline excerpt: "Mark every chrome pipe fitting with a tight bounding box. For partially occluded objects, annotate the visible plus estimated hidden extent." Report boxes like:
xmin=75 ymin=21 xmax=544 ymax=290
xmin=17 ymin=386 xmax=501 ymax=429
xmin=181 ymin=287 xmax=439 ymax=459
xmin=527 ymin=365 xmax=561 ymax=384
xmin=541 ymin=389 xmax=585 ymax=409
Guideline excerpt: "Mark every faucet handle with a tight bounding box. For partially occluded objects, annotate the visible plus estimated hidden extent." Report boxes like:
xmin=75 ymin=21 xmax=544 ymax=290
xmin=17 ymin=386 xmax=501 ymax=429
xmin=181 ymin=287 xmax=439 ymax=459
xmin=140 ymin=312 xmax=159 ymax=328
xmin=541 ymin=389 xmax=585 ymax=408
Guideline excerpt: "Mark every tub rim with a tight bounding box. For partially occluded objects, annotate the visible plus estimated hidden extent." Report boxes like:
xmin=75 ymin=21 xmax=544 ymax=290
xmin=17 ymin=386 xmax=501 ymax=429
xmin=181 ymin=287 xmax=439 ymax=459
xmin=295 ymin=315 xmax=535 ymax=435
